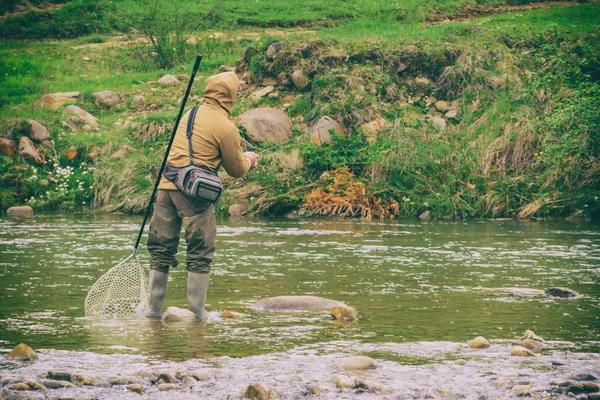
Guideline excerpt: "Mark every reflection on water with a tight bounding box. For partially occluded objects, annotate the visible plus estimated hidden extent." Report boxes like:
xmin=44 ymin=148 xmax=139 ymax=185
xmin=0 ymin=214 xmax=599 ymax=360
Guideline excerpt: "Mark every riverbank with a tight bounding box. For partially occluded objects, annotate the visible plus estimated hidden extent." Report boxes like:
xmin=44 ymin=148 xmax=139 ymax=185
xmin=2 ymin=340 xmax=599 ymax=399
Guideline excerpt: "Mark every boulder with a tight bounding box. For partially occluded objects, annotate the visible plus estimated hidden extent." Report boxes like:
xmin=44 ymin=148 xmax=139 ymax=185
xmin=290 ymin=69 xmax=310 ymax=90
xmin=360 ymin=118 xmax=389 ymax=143
xmin=310 ymin=116 xmax=343 ymax=145
xmin=469 ymin=336 xmax=490 ymax=349
xmin=182 ymin=376 xmax=195 ymax=387
xmin=23 ymin=379 xmax=45 ymax=390
xmin=415 ymin=76 xmax=431 ymax=87
xmin=0 ymin=138 xmax=16 ymax=157
xmin=221 ymin=310 xmax=246 ymax=319
xmin=34 ymin=91 xmax=80 ymax=110
xmin=41 ymin=380 xmax=62 ymax=389
xmin=308 ymin=384 xmax=323 ymax=394
xmin=7 ymin=343 xmax=37 ymax=360
xmin=334 ymin=375 xmax=355 ymax=389
xmin=245 ymin=383 xmax=274 ymax=400
xmin=521 ymin=339 xmax=543 ymax=352
xmin=93 ymin=91 xmax=121 ymax=107
xmin=252 ymin=296 xmax=346 ymax=311
xmin=131 ymin=95 xmax=145 ymax=108
xmin=27 ymin=120 xmax=50 ymax=142
xmin=11 ymin=383 xmax=30 ymax=390
xmin=18 ymin=136 xmax=45 ymax=164
xmin=521 ymin=329 xmax=544 ymax=342
xmin=67 ymin=146 xmax=78 ymax=160
xmin=511 ymin=346 xmax=535 ymax=357
xmin=157 ymin=74 xmax=180 ymax=86
xmin=239 ymin=108 xmax=292 ymax=144
xmin=432 ymin=117 xmax=447 ymax=130
xmin=158 ymin=383 xmax=177 ymax=391
xmin=266 ymin=41 xmax=285 ymax=59
xmin=251 ymin=86 xmax=275 ymax=99
xmin=331 ymin=306 xmax=358 ymax=322
xmin=162 ymin=306 xmax=196 ymax=322
xmin=341 ymin=356 xmax=377 ymax=370
xmin=63 ymin=105 xmax=99 ymax=127
xmin=127 ymin=383 xmax=144 ymax=393
xmin=434 ymin=100 xmax=450 ymax=112
xmin=71 ymin=373 xmax=93 ymax=386
xmin=6 ymin=206 xmax=34 ymax=216
xmin=190 ymin=371 xmax=210 ymax=381
xmin=545 ymin=287 xmax=580 ymax=298
xmin=47 ymin=371 xmax=72 ymax=381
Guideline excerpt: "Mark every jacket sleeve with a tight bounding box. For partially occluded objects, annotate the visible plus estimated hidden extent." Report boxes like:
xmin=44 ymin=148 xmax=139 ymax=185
xmin=220 ymin=126 xmax=252 ymax=178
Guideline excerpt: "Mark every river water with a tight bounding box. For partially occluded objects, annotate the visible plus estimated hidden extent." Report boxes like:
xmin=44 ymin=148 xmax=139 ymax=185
xmin=0 ymin=214 xmax=599 ymax=398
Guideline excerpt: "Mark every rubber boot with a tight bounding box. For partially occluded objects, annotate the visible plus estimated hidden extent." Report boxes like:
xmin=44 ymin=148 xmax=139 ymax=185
xmin=187 ymin=272 xmax=210 ymax=319
xmin=145 ymin=270 xmax=168 ymax=318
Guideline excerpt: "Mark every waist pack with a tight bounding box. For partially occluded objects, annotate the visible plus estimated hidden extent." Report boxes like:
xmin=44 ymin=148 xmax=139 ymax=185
xmin=164 ymin=106 xmax=223 ymax=203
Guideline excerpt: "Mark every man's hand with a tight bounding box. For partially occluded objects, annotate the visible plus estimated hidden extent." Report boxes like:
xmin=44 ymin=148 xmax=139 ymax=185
xmin=243 ymin=151 xmax=259 ymax=171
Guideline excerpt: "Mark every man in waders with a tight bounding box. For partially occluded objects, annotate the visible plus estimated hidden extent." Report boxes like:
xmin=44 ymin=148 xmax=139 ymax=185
xmin=145 ymin=71 xmax=259 ymax=319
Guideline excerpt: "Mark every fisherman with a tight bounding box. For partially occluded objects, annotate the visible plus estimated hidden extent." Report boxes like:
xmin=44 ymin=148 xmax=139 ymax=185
xmin=145 ymin=71 xmax=259 ymax=319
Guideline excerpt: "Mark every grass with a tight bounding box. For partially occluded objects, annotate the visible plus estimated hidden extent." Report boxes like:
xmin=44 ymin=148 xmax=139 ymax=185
xmin=0 ymin=1 xmax=598 ymax=218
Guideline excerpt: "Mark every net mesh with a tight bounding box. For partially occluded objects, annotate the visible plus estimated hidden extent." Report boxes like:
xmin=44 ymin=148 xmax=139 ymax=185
xmin=85 ymin=254 xmax=149 ymax=317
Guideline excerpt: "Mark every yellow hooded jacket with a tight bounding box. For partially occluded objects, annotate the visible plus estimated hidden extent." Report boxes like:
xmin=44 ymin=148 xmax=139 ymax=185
xmin=158 ymin=71 xmax=252 ymax=190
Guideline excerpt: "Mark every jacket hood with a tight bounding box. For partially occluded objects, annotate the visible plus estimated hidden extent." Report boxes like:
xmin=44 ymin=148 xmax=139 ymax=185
xmin=204 ymin=71 xmax=239 ymax=114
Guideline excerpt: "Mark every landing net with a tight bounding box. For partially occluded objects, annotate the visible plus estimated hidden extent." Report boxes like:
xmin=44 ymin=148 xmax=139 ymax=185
xmin=85 ymin=254 xmax=149 ymax=317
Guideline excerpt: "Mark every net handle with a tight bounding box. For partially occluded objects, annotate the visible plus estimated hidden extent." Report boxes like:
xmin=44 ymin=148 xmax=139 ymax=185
xmin=133 ymin=55 xmax=203 ymax=254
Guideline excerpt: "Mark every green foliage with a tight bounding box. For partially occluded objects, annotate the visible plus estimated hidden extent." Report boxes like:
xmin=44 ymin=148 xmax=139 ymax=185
xmin=300 ymin=133 xmax=368 ymax=176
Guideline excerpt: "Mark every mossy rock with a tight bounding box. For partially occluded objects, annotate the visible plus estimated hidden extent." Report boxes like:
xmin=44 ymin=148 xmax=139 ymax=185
xmin=7 ymin=343 xmax=37 ymax=361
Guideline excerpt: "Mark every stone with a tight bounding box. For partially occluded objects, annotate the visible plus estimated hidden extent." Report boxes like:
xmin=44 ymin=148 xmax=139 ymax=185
xmin=434 ymin=100 xmax=450 ymax=112
xmin=109 ymin=377 xmax=132 ymax=385
xmin=23 ymin=379 xmax=45 ymax=390
xmin=162 ymin=306 xmax=196 ymax=322
xmin=252 ymin=296 xmax=346 ymax=311
xmin=229 ymin=202 xmax=249 ymax=217
xmin=432 ymin=117 xmax=447 ymax=130
xmin=445 ymin=109 xmax=459 ymax=119
xmin=334 ymin=375 xmax=355 ymax=389
xmin=158 ymin=372 xmax=177 ymax=384
xmin=219 ymin=65 xmax=236 ymax=73
xmin=310 ymin=116 xmax=344 ymax=145
xmin=157 ymin=74 xmax=180 ymax=86
xmin=572 ymin=374 xmax=597 ymax=381
xmin=93 ymin=91 xmax=121 ymax=107
xmin=41 ymin=380 xmax=61 ymax=389
xmin=221 ymin=310 xmax=246 ymax=318
xmin=454 ymin=359 xmax=467 ymax=366
xmin=511 ymin=346 xmax=535 ymax=357
xmin=72 ymin=373 xmax=93 ymax=386
xmin=251 ymin=86 xmax=275 ymax=99
xmin=6 ymin=206 xmax=34 ymax=216
xmin=308 ymin=384 xmax=323 ymax=394
xmin=18 ymin=136 xmax=45 ymax=164
xmin=341 ymin=356 xmax=377 ymax=370
xmin=545 ymin=287 xmax=580 ymax=298
xmin=245 ymin=383 xmax=273 ymax=400
xmin=190 ymin=371 xmax=210 ymax=381
xmin=583 ymin=382 xmax=600 ymax=393
xmin=158 ymin=383 xmax=177 ymax=391
xmin=426 ymin=96 xmax=438 ymax=105
xmin=7 ymin=343 xmax=37 ymax=360
xmin=331 ymin=306 xmax=359 ymax=322
xmin=67 ymin=146 xmax=78 ymax=160
xmin=360 ymin=118 xmax=389 ymax=143
xmin=521 ymin=339 xmax=543 ymax=352
xmin=415 ymin=76 xmax=431 ymax=87
xmin=27 ymin=120 xmax=50 ymax=142
xmin=512 ymin=385 xmax=531 ymax=397
xmin=282 ymin=94 xmax=296 ymax=104
xmin=290 ymin=69 xmax=310 ymax=90
xmin=47 ymin=371 xmax=72 ymax=381
xmin=127 ymin=383 xmax=144 ymax=393
xmin=11 ymin=382 xmax=30 ymax=390
xmin=34 ymin=92 xmax=80 ymax=110
xmin=277 ymin=72 xmax=290 ymax=86
xmin=59 ymin=381 xmax=74 ymax=388
xmin=239 ymin=108 xmax=292 ymax=144
xmin=419 ymin=210 xmax=431 ymax=220
xmin=182 ymin=376 xmax=195 ymax=387
xmin=131 ymin=95 xmax=145 ymax=108
xmin=0 ymin=138 xmax=16 ymax=157
xmin=267 ymin=91 xmax=279 ymax=99
xmin=63 ymin=105 xmax=99 ymax=127
xmin=135 ymin=371 xmax=157 ymax=379
xmin=262 ymin=77 xmax=278 ymax=86
xmin=266 ymin=41 xmax=285 ymax=59
xmin=469 ymin=336 xmax=490 ymax=349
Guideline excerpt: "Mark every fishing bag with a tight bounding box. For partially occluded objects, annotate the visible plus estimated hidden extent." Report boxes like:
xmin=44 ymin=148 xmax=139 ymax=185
xmin=163 ymin=106 xmax=223 ymax=203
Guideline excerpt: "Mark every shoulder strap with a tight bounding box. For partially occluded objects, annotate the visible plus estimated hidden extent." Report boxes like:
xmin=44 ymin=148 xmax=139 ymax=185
xmin=186 ymin=106 xmax=200 ymax=164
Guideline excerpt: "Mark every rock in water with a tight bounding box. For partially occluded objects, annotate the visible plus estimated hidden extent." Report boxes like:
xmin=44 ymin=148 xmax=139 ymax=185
xmin=7 ymin=343 xmax=37 ymax=360
xmin=27 ymin=120 xmax=50 ymax=142
xmin=11 ymin=383 xmax=30 ymax=390
xmin=331 ymin=306 xmax=359 ymax=322
xmin=511 ymin=346 xmax=535 ymax=357
xmin=545 ymin=287 xmax=580 ymax=298
xmin=127 ymin=383 xmax=144 ymax=393
xmin=157 ymin=75 xmax=180 ymax=86
xmin=469 ymin=336 xmax=490 ymax=349
xmin=310 ymin=116 xmax=343 ymax=145
xmin=158 ymin=383 xmax=177 ymax=391
xmin=93 ymin=91 xmax=121 ymax=107
xmin=47 ymin=371 xmax=72 ymax=381
xmin=252 ymin=296 xmax=346 ymax=311
xmin=162 ymin=307 xmax=196 ymax=321
xmin=245 ymin=383 xmax=273 ymax=400
xmin=239 ymin=108 xmax=292 ymax=144
xmin=521 ymin=339 xmax=543 ymax=352
xmin=221 ymin=310 xmax=246 ymax=318
xmin=334 ymin=375 xmax=355 ymax=389
xmin=6 ymin=206 xmax=34 ymax=216
xmin=341 ymin=356 xmax=377 ymax=370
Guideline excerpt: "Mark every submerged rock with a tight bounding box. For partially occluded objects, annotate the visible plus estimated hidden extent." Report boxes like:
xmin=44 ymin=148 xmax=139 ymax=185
xmin=521 ymin=339 xmax=543 ymax=352
xmin=11 ymin=382 xmax=30 ymax=390
xmin=341 ymin=356 xmax=377 ymax=371
xmin=162 ymin=306 xmax=195 ymax=322
xmin=331 ymin=306 xmax=359 ymax=322
xmin=252 ymin=296 xmax=346 ymax=311
xmin=545 ymin=287 xmax=580 ymax=298
xmin=47 ymin=371 xmax=72 ymax=381
xmin=41 ymin=380 xmax=62 ymax=389
xmin=334 ymin=375 xmax=355 ymax=389
xmin=221 ymin=310 xmax=246 ymax=319
xmin=127 ymin=383 xmax=144 ymax=393
xmin=158 ymin=383 xmax=177 ymax=391
xmin=469 ymin=336 xmax=490 ymax=349
xmin=23 ymin=379 xmax=45 ymax=390
xmin=158 ymin=372 xmax=177 ymax=383
xmin=307 ymin=384 xmax=323 ymax=394
xmin=190 ymin=371 xmax=210 ymax=381
xmin=7 ymin=343 xmax=37 ymax=361
xmin=245 ymin=382 xmax=274 ymax=399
